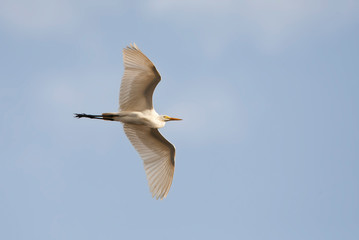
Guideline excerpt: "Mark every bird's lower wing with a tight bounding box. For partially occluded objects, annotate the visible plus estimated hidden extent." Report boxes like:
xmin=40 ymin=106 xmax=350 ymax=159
xmin=123 ymin=124 xmax=175 ymax=200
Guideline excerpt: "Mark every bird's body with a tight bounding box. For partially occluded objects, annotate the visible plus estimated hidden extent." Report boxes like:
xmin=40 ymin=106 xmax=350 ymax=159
xmin=101 ymin=110 xmax=166 ymax=128
xmin=75 ymin=43 xmax=181 ymax=200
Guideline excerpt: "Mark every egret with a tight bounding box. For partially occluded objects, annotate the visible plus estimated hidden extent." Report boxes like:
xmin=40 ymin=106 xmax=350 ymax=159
xmin=75 ymin=43 xmax=181 ymax=200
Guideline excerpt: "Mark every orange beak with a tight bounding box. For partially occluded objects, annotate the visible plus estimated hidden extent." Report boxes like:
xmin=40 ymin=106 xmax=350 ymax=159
xmin=168 ymin=117 xmax=182 ymax=121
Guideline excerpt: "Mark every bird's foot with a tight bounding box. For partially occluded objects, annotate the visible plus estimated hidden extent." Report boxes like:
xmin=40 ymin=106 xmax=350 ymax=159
xmin=74 ymin=113 xmax=86 ymax=118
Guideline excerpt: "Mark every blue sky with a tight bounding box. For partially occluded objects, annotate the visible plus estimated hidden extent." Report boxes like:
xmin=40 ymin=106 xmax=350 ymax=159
xmin=1 ymin=0 xmax=358 ymax=239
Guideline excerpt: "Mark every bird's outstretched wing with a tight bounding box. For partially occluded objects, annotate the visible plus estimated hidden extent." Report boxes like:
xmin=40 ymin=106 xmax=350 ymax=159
xmin=120 ymin=43 xmax=161 ymax=111
xmin=123 ymin=124 xmax=175 ymax=200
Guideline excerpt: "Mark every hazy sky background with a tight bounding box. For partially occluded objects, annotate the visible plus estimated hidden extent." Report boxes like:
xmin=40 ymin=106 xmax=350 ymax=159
xmin=1 ymin=0 xmax=358 ymax=239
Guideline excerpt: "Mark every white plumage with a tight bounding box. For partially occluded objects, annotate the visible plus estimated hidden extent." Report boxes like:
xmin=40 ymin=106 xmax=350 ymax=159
xmin=123 ymin=124 xmax=175 ymax=199
xmin=75 ymin=43 xmax=181 ymax=200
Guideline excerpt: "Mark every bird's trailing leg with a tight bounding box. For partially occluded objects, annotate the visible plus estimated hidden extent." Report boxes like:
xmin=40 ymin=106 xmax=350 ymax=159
xmin=74 ymin=113 xmax=104 ymax=119
xmin=74 ymin=113 xmax=118 ymax=121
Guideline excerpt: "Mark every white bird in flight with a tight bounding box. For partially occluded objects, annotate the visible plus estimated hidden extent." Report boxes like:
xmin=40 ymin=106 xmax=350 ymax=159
xmin=75 ymin=43 xmax=182 ymax=200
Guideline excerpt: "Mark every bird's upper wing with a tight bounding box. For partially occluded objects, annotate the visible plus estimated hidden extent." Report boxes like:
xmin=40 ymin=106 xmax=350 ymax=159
xmin=119 ymin=43 xmax=161 ymax=111
xmin=123 ymin=124 xmax=175 ymax=200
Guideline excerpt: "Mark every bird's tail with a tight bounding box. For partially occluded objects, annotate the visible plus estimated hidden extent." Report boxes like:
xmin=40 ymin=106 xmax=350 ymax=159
xmin=74 ymin=113 xmax=117 ymax=121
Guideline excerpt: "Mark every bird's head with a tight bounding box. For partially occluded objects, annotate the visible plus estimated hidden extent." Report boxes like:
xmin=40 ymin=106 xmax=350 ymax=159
xmin=161 ymin=115 xmax=182 ymax=122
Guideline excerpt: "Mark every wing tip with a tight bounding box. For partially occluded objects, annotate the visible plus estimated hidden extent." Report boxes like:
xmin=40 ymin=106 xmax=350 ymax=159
xmin=125 ymin=42 xmax=139 ymax=51
xmin=152 ymin=191 xmax=168 ymax=200
xmin=150 ymin=174 xmax=173 ymax=200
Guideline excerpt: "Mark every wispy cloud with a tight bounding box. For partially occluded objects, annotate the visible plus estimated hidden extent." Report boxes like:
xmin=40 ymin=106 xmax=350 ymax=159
xmin=2 ymin=0 xmax=357 ymax=55
xmin=0 ymin=0 xmax=77 ymax=36
xmin=0 ymin=0 xmax=126 ymax=37
xmin=144 ymin=0 xmax=359 ymax=54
